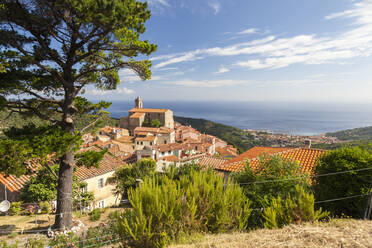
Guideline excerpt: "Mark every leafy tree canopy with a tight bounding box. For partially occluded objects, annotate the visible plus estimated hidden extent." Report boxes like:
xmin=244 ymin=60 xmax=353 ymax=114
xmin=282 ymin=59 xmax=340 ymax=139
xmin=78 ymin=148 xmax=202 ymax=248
xmin=313 ymin=146 xmax=372 ymax=218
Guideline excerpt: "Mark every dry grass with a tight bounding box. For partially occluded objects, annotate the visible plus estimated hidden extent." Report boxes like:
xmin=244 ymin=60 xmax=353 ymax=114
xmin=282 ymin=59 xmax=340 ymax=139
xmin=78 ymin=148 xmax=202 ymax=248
xmin=170 ymin=219 xmax=372 ymax=248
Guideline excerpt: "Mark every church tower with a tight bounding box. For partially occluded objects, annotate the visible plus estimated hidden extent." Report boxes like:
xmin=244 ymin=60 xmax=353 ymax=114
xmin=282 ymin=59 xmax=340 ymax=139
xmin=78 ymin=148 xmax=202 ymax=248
xmin=135 ymin=96 xmax=143 ymax=109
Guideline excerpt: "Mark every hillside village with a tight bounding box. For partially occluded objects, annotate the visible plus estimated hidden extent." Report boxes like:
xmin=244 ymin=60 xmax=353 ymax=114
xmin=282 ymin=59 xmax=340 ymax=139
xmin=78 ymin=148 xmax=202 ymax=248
xmin=0 ymin=97 xmax=329 ymax=212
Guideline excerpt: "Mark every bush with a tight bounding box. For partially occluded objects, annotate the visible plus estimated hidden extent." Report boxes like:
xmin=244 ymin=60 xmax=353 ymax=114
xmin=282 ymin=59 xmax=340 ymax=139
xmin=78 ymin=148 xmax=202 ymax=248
xmin=39 ymin=202 xmax=51 ymax=214
xmin=114 ymin=169 xmax=251 ymax=248
xmin=232 ymin=155 xmax=312 ymax=227
xmin=263 ymin=185 xmax=329 ymax=229
xmin=313 ymin=146 xmax=372 ymax=218
xmin=90 ymin=208 xmax=101 ymax=221
xmin=9 ymin=202 xmax=22 ymax=216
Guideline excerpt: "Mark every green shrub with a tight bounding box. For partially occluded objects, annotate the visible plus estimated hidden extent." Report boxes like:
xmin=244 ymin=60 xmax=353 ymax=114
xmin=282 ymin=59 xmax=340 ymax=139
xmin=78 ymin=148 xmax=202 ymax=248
xmin=0 ymin=239 xmax=19 ymax=248
xmin=9 ymin=202 xmax=22 ymax=216
xmin=90 ymin=208 xmax=101 ymax=221
xmin=114 ymin=169 xmax=251 ymax=248
xmin=232 ymin=155 xmax=312 ymax=228
xmin=313 ymin=146 xmax=372 ymax=218
xmin=263 ymin=185 xmax=329 ymax=229
xmin=27 ymin=238 xmax=45 ymax=248
xmin=39 ymin=202 xmax=51 ymax=214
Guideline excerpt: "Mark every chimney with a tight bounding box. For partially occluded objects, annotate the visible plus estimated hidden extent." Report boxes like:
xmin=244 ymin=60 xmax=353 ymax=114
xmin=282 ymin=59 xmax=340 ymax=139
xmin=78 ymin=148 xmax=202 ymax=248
xmin=304 ymin=139 xmax=311 ymax=149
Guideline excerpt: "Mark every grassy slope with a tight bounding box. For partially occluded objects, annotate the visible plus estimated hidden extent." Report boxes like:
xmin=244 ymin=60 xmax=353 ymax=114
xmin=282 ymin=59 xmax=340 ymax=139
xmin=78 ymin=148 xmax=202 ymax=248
xmin=174 ymin=116 xmax=272 ymax=153
xmin=170 ymin=219 xmax=372 ymax=248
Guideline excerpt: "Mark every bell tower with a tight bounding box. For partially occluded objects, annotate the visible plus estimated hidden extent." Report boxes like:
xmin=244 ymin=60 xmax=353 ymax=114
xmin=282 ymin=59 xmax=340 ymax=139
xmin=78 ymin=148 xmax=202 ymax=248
xmin=135 ymin=96 xmax=143 ymax=109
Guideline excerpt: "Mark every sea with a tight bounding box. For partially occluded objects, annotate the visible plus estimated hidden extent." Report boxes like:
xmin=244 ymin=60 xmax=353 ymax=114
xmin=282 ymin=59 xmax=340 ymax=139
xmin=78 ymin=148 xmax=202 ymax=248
xmin=107 ymin=100 xmax=372 ymax=136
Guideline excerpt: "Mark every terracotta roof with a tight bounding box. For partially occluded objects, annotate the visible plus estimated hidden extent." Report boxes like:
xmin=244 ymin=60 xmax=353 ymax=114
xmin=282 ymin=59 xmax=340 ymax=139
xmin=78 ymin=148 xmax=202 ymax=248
xmin=154 ymin=143 xmax=183 ymax=152
xmin=75 ymin=149 xmax=125 ymax=181
xmin=160 ymin=155 xmax=179 ymax=162
xmin=130 ymin=112 xmax=145 ymax=118
xmin=225 ymin=147 xmax=294 ymax=164
xmin=116 ymin=136 xmax=134 ymax=143
xmin=129 ymin=108 xmax=169 ymax=113
xmin=135 ymin=136 xmax=155 ymax=142
xmin=199 ymin=156 xmax=227 ymax=169
xmin=218 ymin=147 xmax=325 ymax=173
xmin=0 ymin=173 xmax=33 ymax=192
xmin=0 ymin=148 xmax=126 ymax=193
xmin=215 ymin=147 xmax=237 ymax=158
xmin=134 ymin=127 xmax=174 ymax=134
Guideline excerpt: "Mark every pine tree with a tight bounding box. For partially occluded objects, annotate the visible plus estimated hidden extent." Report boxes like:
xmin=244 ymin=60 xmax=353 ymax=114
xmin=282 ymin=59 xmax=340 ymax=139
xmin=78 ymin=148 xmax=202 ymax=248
xmin=0 ymin=0 xmax=156 ymax=228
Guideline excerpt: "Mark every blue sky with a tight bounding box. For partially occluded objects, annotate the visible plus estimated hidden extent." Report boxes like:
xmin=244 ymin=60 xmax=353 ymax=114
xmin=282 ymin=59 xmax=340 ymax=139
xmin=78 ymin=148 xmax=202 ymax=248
xmin=85 ymin=0 xmax=372 ymax=103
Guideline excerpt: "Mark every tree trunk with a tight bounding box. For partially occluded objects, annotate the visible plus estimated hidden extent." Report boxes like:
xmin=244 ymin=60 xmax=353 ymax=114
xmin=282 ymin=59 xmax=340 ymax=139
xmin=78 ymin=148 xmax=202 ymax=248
xmin=54 ymin=150 xmax=74 ymax=229
xmin=54 ymin=92 xmax=76 ymax=229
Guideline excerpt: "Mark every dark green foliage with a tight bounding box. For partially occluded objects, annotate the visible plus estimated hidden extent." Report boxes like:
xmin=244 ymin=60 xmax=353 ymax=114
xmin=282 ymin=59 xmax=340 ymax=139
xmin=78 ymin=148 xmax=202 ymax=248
xmin=326 ymin=126 xmax=372 ymax=141
xmin=142 ymin=118 xmax=162 ymax=128
xmin=232 ymin=155 xmax=311 ymax=228
xmin=20 ymin=165 xmax=58 ymax=202
xmin=113 ymin=169 xmax=251 ymax=248
xmin=20 ymin=165 xmax=94 ymax=205
xmin=263 ymin=185 xmax=329 ymax=229
xmin=75 ymin=149 xmax=107 ymax=168
xmin=0 ymin=125 xmax=81 ymax=177
xmin=90 ymin=209 xmax=102 ymax=221
xmin=107 ymin=159 xmax=156 ymax=198
xmin=313 ymin=146 xmax=372 ymax=218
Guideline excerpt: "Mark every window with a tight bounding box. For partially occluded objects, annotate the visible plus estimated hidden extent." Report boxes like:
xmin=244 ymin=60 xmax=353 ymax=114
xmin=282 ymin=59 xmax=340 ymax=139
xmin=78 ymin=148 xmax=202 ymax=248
xmin=98 ymin=178 xmax=104 ymax=188
xmin=162 ymin=152 xmax=165 ymax=155
xmin=98 ymin=200 xmax=105 ymax=208
xmin=150 ymin=142 xmax=153 ymax=145
xmin=140 ymin=141 xmax=143 ymax=145
xmin=164 ymin=141 xmax=167 ymax=144
xmin=168 ymin=150 xmax=171 ymax=154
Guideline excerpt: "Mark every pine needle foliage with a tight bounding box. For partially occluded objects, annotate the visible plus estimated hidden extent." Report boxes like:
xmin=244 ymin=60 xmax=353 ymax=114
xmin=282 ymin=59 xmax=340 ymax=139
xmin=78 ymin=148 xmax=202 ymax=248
xmin=263 ymin=185 xmax=329 ymax=229
xmin=113 ymin=169 xmax=251 ymax=248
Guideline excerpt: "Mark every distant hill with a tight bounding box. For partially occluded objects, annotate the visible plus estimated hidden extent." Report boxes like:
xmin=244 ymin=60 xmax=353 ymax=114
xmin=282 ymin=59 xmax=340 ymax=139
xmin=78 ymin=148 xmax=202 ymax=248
xmin=174 ymin=116 xmax=273 ymax=153
xmin=326 ymin=126 xmax=372 ymax=141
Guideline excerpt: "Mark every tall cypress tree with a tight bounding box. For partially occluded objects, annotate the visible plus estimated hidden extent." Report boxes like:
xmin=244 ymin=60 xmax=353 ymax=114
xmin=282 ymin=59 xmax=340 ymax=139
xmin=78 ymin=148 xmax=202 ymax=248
xmin=0 ymin=0 xmax=156 ymax=228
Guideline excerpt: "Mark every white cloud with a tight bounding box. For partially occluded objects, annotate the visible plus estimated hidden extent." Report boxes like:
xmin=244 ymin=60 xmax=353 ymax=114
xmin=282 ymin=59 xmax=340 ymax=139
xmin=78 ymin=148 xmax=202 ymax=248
xmin=237 ymin=28 xmax=258 ymax=35
xmin=89 ymin=87 xmax=135 ymax=96
xmin=208 ymin=1 xmax=221 ymax=14
xmin=215 ymin=65 xmax=230 ymax=74
xmin=154 ymin=51 xmax=203 ymax=68
xmin=153 ymin=0 xmax=372 ymax=70
xmin=164 ymin=79 xmax=243 ymax=87
xmin=148 ymin=0 xmax=170 ymax=7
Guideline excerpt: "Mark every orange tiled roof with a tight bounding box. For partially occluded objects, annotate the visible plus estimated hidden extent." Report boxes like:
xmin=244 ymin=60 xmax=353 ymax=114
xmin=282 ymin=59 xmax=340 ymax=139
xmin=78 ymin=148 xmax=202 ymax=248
xmin=215 ymin=147 xmax=237 ymax=158
xmin=154 ymin=143 xmax=183 ymax=152
xmin=129 ymin=108 xmax=169 ymax=113
xmin=75 ymin=148 xmax=125 ymax=180
xmin=130 ymin=112 xmax=145 ymax=118
xmin=199 ymin=156 xmax=227 ymax=169
xmin=225 ymin=147 xmax=294 ymax=164
xmin=135 ymin=136 xmax=155 ymax=141
xmin=134 ymin=126 xmax=174 ymax=134
xmin=160 ymin=155 xmax=179 ymax=162
xmin=0 ymin=148 xmax=125 ymax=193
xmin=218 ymin=147 xmax=325 ymax=173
